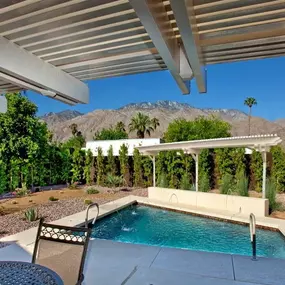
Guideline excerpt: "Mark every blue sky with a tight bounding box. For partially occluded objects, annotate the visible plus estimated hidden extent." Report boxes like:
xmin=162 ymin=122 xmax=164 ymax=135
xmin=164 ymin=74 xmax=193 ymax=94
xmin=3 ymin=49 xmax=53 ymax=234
xmin=27 ymin=56 xmax=285 ymax=121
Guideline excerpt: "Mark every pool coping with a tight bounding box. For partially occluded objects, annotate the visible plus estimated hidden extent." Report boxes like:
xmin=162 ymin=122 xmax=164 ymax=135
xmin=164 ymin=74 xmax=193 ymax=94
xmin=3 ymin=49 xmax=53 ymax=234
xmin=2 ymin=195 xmax=285 ymax=253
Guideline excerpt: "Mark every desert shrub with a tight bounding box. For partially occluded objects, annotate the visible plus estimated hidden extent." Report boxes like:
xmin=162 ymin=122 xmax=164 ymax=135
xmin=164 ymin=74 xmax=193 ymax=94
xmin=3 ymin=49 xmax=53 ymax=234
xmin=180 ymin=173 xmax=192 ymax=190
xmin=235 ymin=172 xmax=249 ymax=197
xmin=24 ymin=208 xmax=38 ymax=222
xmin=15 ymin=187 xmax=30 ymax=197
xmin=68 ymin=182 xmax=79 ymax=189
xmin=199 ymin=172 xmax=210 ymax=192
xmin=266 ymin=178 xmax=278 ymax=212
xmin=157 ymin=172 xmax=169 ymax=188
xmin=219 ymin=173 xmax=233 ymax=195
xmin=87 ymin=188 xmax=99 ymax=194
xmin=49 ymin=196 xmax=58 ymax=202
xmin=190 ymin=184 xmax=196 ymax=191
xmin=84 ymin=199 xmax=93 ymax=205
xmin=105 ymin=173 xmax=124 ymax=188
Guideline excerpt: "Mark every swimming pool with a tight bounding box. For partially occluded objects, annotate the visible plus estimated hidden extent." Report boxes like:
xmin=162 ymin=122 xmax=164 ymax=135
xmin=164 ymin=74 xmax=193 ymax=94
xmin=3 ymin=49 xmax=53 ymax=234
xmin=92 ymin=205 xmax=285 ymax=259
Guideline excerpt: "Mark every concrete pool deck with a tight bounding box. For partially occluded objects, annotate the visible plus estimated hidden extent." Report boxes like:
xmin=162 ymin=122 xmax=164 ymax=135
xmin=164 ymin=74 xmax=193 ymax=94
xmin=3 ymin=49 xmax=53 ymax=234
xmin=1 ymin=239 xmax=285 ymax=285
xmin=2 ymin=195 xmax=285 ymax=284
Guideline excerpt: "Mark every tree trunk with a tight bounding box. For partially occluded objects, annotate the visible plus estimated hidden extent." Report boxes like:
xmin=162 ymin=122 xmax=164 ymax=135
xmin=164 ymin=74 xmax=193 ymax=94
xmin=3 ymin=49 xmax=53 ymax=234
xmin=248 ymin=107 xmax=252 ymax=136
xmin=31 ymin=165 xmax=34 ymax=192
xmin=137 ymin=131 xmax=144 ymax=139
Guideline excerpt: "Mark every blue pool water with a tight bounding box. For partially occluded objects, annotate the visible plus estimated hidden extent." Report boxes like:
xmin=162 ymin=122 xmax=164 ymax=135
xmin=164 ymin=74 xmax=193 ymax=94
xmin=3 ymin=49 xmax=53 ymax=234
xmin=92 ymin=205 xmax=285 ymax=259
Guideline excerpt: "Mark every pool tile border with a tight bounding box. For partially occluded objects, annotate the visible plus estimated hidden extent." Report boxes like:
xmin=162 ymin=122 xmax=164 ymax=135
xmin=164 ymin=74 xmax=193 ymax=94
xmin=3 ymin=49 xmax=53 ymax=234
xmin=135 ymin=197 xmax=285 ymax=239
xmin=138 ymin=202 xmax=281 ymax=232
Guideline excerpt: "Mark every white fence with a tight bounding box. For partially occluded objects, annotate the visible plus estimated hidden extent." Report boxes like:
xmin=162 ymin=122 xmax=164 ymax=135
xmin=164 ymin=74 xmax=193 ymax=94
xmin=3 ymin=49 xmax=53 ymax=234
xmin=83 ymin=138 xmax=161 ymax=156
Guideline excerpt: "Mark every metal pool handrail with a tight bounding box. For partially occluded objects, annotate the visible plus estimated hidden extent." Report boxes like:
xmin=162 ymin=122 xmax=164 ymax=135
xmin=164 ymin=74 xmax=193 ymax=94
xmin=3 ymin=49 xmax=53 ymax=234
xmin=85 ymin=203 xmax=99 ymax=228
xmin=249 ymin=213 xmax=257 ymax=261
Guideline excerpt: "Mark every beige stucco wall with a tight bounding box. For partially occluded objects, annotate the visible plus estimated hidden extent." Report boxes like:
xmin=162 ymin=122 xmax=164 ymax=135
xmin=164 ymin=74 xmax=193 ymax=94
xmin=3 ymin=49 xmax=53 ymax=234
xmin=148 ymin=187 xmax=269 ymax=217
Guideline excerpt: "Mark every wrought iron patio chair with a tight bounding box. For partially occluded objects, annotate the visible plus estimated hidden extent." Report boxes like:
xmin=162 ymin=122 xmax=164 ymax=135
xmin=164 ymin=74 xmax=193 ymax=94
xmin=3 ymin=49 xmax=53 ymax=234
xmin=32 ymin=218 xmax=92 ymax=285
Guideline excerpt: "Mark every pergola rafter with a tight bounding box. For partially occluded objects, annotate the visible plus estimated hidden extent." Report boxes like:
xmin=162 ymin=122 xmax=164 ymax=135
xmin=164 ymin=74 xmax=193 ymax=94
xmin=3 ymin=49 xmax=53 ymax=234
xmin=0 ymin=0 xmax=285 ymax=104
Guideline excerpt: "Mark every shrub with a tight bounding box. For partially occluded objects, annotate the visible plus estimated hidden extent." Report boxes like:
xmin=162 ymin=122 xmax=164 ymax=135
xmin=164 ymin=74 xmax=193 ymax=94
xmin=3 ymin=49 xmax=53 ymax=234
xmin=219 ymin=173 xmax=233 ymax=195
xmin=69 ymin=182 xmax=79 ymax=189
xmin=235 ymin=172 xmax=249 ymax=197
xmin=158 ymin=172 xmax=169 ymax=188
xmin=96 ymin=147 xmax=104 ymax=185
xmin=266 ymin=178 xmax=278 ymax=212
xmin=15 ymin=187 xmax=30 ymax=197
xmin=84 ymin=199 xmax=93 ymax=205
xmin=24 ymin=208 xmax=38 ymax=222
xmin=105 ymin=173 xmax=124 ymax=188
xmin=180 ymin=173 xmax=192 ymax=190
xmin=199 ymin=172 xmax=210 ymax=192
xmin=87 ymin=188 xmax=99 ymax=194
xmin=49 ymin=196 xmax=58 ymax=202
xmin=190 ymin=184 xmax=196 ymax=191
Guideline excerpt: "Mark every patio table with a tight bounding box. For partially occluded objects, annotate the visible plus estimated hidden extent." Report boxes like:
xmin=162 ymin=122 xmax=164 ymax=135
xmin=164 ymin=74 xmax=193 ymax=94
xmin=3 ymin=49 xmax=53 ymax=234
xmin=0 ymin=261 xmax=64 ymax=285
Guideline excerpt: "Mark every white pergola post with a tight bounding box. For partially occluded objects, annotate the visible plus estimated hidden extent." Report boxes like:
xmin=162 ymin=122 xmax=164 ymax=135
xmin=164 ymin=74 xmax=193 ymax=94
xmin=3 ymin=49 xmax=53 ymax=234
xmin=0 ymin=96 xmax=7 ymax=113
xmin=191 ymin=152 xmax=199 ymax=192
xmin=261 ymin=151 xmax=267 ymax=199
xmin=151 ymin=155 xmax=156 ymax=187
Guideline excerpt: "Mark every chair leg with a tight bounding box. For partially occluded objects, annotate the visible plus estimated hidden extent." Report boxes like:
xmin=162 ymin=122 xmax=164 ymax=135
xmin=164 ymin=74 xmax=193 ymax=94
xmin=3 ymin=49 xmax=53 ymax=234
xmin=76 ymin=273 xmax=84 ymax=285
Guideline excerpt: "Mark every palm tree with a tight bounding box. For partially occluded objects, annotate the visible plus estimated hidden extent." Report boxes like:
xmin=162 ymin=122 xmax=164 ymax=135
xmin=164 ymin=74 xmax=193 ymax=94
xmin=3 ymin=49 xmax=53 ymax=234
xmin=151 ymin=117 xmax=160 ymax=129
xmin=69 ymin=123 xmax=78 ymax=136
xmin=129 ymin=112 xmax=159 ymax=138
xmin=244 ymin=97 xmax=257 ymax=136
xmin=115 ymin=121 xmax=126 ymax=132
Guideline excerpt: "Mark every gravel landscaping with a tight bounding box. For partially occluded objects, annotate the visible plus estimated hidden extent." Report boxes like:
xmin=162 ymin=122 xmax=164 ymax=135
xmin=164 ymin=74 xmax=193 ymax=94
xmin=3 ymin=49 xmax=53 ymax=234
xmin=0 ymin=187 xmax=147 ymax=247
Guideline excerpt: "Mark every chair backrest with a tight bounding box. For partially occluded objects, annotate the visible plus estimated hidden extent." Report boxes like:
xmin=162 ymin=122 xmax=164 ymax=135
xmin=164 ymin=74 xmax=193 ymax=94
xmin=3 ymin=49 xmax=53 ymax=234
xmin=32 ymin=219 xmax=91 ymax=285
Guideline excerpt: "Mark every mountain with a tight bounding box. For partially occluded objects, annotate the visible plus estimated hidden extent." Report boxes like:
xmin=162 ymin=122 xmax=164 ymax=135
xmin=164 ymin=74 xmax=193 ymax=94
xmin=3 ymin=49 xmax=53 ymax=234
xmin=275 ymin=119 xmax=285 ymax=128
xmin=43 ymin=100 xmax=284 ymax=145
xmin=120 ymin=101 xmax=248 ymax=121
xmin=40 ymin=110 xmax=83 ymax=127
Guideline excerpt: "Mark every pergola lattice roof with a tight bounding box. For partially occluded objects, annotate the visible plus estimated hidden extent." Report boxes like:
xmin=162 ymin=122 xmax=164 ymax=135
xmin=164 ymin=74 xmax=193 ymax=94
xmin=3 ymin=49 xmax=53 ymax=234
xmin=137 ymin=134 xmax=282 ymax=155
xmin=0 ymin=0 xmax=284 ymax=104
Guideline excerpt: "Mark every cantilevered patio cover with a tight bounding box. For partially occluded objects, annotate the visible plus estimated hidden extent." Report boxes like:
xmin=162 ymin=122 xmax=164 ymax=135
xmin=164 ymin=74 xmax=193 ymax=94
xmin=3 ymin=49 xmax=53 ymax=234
xmin=137 ymin=134 xmax=282 ymax=198
xmin=0 ymin=1 xmax=285 ymax=104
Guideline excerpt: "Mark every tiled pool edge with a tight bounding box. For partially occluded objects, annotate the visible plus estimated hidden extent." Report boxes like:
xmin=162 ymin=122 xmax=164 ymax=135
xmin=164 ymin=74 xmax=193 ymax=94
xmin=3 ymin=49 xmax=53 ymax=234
xmin=135 ymin=196 xmax=285 ymax=238
xmin=138 ymin=202 xmax=281 ymax=231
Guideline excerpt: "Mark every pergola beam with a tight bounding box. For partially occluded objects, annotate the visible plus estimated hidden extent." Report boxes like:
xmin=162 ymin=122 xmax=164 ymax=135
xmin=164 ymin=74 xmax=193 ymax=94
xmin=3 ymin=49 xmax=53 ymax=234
xmin=170 ymin=0 xmax=207 ymax=93
xmin=0 ymin=36 xmax=89 ymax=104
xmin=129 ymin=0 xmax=191 ymax=94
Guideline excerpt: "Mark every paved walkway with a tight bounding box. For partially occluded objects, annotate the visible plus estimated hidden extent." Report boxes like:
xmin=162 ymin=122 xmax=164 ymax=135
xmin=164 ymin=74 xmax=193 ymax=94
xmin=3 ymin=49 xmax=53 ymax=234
xmin=1 ymin=239 xmax=285 ymax=285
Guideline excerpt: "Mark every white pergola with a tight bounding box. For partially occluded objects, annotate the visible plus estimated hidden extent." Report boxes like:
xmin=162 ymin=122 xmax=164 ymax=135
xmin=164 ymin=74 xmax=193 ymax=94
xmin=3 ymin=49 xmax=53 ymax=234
xmin=137 ymin=134 xmax=282 ymax=199
xmin=0 ymin=1 xmax=285 ymax=105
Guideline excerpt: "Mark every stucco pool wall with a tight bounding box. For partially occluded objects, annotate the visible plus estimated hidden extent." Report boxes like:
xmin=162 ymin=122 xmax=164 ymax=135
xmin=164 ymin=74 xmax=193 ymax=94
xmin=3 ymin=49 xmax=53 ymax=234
xmin=148 ymin=187 xmax=269 ymax=217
